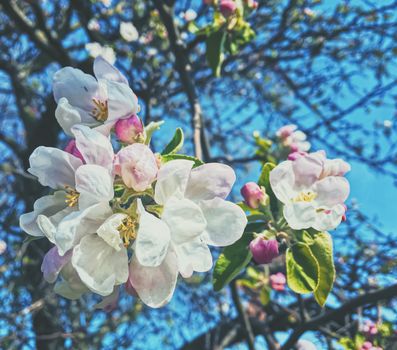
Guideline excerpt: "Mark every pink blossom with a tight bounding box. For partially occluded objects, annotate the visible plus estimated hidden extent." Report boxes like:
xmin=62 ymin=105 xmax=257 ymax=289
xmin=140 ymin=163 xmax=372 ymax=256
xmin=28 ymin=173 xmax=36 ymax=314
xmin=250 ymin=238 xmax=279 ymax=264
xmin=220 ymin=0 xmax=237 ymax=18
xmin=362 ymin=320 xmax=378 ymax=336
xmin=64 ymin=139 xmax=85 ymax=162
xmin=0 ymin=240 xmax=6 ymax=255
xmin=270 ymin=272 xmax=286 ymax=291
xmin=115 ymin=114 xmax=145 ymax=144
xmin=276 ymin=124 xmax=311 ymax=153
xmin=360 ymin=341 xmax=382 ymax=350
xmin=114 ymin=143 xmax=158 ymax=192
xmin=270 ymin=151 xmax=350 ymax=231
xmin=245 ymin=0 xmax=258 ymax=9
xmin=240 ymin=182 xmax=268 ymax=209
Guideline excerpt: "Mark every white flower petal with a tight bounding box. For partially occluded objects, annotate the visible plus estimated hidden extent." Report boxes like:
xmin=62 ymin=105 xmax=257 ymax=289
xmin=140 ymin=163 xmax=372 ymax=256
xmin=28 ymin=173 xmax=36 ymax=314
xmin=154 ymin=160 xmax=194 ymax=205
xmin=93 ymin=56 xmax=128 ymax=84
xmin=174 ymin=238 xmax=213 ymax=278
xmin=41 ymin=246 xmax=72 ymax=283
xmin=97 ymin=213 xmax=126 ymax=251
xmin=72 ymin=234 xmax=128 ymax=296
xmin=37 ymin=206 xmax=75 ymax=244
xmin=129 ymin=250 xmax=178 ymax=308
xmin=162 ymin=196 xmax=207 ymax=245
xmin=313 ymin=176 xmax=350 ymax=207
xmin=54 ymin=202 xmax=113 ymax=255
xmin=75 ymin=164 xmax=114 ymax=210
xmin=292 ymin=151 xmax=325 ymax=187
xmin=199 ymin=198 xmax=247 ymax=247
xmin=20 ymin=191 xmax=67 ymax=237
xmin=185 ymin=163 xmax=236 ymax=201
xmin=313 ymin=204 xmax=345 ymax=231
xmin=135 ymin=200 xmax=170 ymax=267
xmin=28 ymin=147 xmax=83 ymax=189
xmin=106 ymin=80 xmax=139 ymax=121
xmin=269 ymin=161 xmax=296 ymax=204
xmin=283 ymin=202 xmax=317 ymax=230
xmin=72 ymin=125 xmax=114 ymax=171
xmin=55 ymin=98 xmax=83 ymax=136
xmin=53 ymin=66 xmax=104 ymax=121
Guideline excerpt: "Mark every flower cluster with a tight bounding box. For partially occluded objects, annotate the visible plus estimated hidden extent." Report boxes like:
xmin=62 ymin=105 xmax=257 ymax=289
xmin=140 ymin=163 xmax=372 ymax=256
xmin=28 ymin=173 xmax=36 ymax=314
xmin=20 ymin=57 xmax=247 ymax=308
xmin=224 ymin=125 xmax=351 ymax=307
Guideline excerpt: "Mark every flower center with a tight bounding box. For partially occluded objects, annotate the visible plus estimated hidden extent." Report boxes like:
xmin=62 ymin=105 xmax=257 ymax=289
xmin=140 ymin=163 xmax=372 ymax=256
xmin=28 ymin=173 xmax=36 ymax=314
xmin=91 ymin=98 xmax=108 ymax=122
xmin=118 ymin=217 xmax=137 ymax=247
xmin=293 ymin=191 xmax=317 ymax=203
xmin=65 ymin=186 xmax=80 ymax=207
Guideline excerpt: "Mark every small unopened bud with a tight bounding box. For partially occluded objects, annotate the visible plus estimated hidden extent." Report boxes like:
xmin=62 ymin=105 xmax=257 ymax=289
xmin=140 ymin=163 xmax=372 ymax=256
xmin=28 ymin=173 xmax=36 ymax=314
xmin=269 ymin=272 xmax=286 ymax=291
xmin=220 ymin=0 xmax=237 ymax=18
xmin=64 ymin=139 xmax=85 ymax=162
xmin=249 ymin=237 xmax=279 ymax=264
xmin=240 ymin=182 xmax=268 ymax=209
xmin=115 ymin=114 xmax=145 ymax=144
xmin=288 ymin=151 xmax=307 ymax=161
xmin=276 ymin=124 xmax=296 ymax=139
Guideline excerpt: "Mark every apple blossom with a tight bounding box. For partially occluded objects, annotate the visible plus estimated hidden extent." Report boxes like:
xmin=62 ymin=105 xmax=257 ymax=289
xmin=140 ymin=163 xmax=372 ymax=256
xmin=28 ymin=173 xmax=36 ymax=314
xmin=20 ymin=125 xmax=115 ymax=254
xmin=249 ymin=237 xmax=279 ymax=264
xmin=270 ymin=151 xmax=350 ymax=231
xmin=129 ymin=160 xmax=247 ymax=307
xmin=270 ymin=272 xmax=286 ymax=291
xmin=114 ymin=114 xmax=145 ymax=144
xmin=361 ymin=341 xmax=382 ymax=350
xmin=362 ymin=320 xmax=378 ymax=336
xmin=184 ymin=9 xmax=197 ymax=22
xmin=120 ymin=22 xmax=139 ymax=42
xmin=114 ymin=143 xmax=158 ymax=191
xmin=276 ymin=124 xmax=311 ymax=153
xmin=53 ymin=56 xmax=138 ymax=136
xmin=240 ymin=182 xmax=268 ymax=208
xmin=85 ymin=43 xmax=116 ymax=64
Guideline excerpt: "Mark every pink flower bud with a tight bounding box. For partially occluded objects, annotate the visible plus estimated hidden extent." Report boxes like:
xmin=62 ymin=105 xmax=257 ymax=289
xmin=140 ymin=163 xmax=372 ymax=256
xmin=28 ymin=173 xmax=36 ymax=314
xmin=362 ymin=320 xmax=378 ymax=336
xmin=115 ymin=114 xmax=145 ymax=144
xmin=288 ymin=151 xmax=308 ymax=161
xmin=241 ymin=182 xmax=268 ymax=209
xmin=64 ymin=139 xmax=85 ymax=163
xmin=360 ymin=341 xmax=382 ymax=350
xmin=220 ymin=0 xmax=237 ymax=18
xmin=250 ymin=237 xmax=279 ymax=264
xmin=114 ymin=143 xmax=158 ymax=192
xmin=270 ymin=272 xmax=286 ymax=291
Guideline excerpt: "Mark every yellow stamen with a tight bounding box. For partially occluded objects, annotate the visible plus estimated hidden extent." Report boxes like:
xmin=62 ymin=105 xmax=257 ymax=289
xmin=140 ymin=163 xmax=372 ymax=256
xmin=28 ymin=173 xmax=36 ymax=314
xmin=65 ymin=186 xmax=80 ymax=207
xmin=293 ymin=191 xmax=317 ymax=203
xmin=118 ymin=217 xmax=137 ymax=247
xmin=91 ymin=98 xmax=108 ymax=122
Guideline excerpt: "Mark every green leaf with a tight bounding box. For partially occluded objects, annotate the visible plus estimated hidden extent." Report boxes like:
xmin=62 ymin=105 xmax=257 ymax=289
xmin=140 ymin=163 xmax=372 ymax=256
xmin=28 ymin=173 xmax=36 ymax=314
xmin=161 ymin=128 xmax=184 ymax=155
xmin=206 ymin=29 xmax=226 ymax=77
xmin=213 ymin=232 xmax=254 ymax=291
xmin=145 ymin=120 xmax=164 ymax=145
xmin=257 ymin=162 xmax=278 ymax=215
xmin=286 ymin=243 xmax=319 ymax=294
xmin=161 ymin=154 xmax=204 ymax=167
xmin=258 ymin=162 xmax=275 ymax=189
xmin=294 ymin=230 xmax=315 ymax=245
xmin=311 ymin=232 xmax=335 ymax=307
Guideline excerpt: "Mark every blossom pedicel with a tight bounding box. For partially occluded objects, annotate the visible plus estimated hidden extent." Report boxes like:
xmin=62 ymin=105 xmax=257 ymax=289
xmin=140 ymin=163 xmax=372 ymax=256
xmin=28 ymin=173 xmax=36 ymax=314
xmin=19 ymin=56 xmax=247 ymax=309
